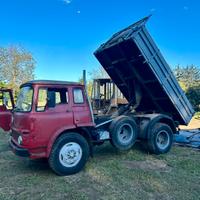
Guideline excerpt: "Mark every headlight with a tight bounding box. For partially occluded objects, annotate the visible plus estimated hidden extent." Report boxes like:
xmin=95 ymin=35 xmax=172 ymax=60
xmin=18 ymin=136 xmax=23 ymax=145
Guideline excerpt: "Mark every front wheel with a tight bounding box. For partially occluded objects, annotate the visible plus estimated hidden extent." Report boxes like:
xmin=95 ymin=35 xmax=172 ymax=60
xmin=49 ymin=132 xmax=89 ymax=176
xmin=147 ymin=123 xmax=173 ymax=154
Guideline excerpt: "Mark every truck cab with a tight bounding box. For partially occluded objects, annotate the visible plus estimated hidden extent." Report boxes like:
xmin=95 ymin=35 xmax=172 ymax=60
xmin=10 ymin=80 xmax=94 ymax=162
xmin=0 ymin=89 xmax=15 ymax=131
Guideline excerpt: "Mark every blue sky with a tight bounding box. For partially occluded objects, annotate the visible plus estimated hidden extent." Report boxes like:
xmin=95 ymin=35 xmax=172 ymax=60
xmin=0 ymin=0 xmax=200 ymax=81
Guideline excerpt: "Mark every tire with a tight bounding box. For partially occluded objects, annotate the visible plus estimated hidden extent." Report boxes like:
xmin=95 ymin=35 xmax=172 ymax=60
xmin=48 ymin=132 xmax=89 ymax=176
xmin=147 ymin=123 xmax=173 ymax=154
xmin=109 ymin=116 xmax=138 ymax=151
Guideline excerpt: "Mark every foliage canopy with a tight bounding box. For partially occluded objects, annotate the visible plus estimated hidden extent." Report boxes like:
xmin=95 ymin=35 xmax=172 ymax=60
xmin=173 ymin=65 xmax=200 ymax=111
xmin=0 ymin=45 xmax=36 ymax=96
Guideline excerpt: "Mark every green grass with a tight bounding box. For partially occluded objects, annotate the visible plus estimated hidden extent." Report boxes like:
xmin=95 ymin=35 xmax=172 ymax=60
xmin=0 ymin=130 xmax=200 ymax=200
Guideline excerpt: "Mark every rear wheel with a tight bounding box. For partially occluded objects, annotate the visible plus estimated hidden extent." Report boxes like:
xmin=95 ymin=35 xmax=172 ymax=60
xmin=109 ymin=116 xmax=137 ymax=150
xmin=49 ymin=132 xmax=89 ymax=176
xmin=147 ymin=123 xmax=173 ymax=154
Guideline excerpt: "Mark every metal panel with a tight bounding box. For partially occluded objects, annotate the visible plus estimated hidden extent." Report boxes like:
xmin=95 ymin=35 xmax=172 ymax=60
xmin=94 ymin=16 xmax=195 ymax=125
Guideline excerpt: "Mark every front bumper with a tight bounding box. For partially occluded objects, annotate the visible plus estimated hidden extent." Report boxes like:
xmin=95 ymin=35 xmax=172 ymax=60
xmin=9 ymin=139 xmax=30 ymax=157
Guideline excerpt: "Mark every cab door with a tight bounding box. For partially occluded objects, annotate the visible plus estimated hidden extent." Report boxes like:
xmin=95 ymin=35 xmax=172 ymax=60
xmin=33 ymin=87 xmax=74 ymax=148
xmin=72 ymin=87 xmax=93 ymax=127
xmin=0 ymin=89 xmax=15 ymax=132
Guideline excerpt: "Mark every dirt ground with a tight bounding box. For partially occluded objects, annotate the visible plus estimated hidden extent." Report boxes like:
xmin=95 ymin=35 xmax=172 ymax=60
xmin=179 ymin=117 xmax=200 ymax=130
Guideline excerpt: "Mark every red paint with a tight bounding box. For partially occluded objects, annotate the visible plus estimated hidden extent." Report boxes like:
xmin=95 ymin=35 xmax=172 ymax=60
xmin=10 ymin=81 xmax=94 ymax=159
xmin=0 ymin=89 xmax=15 ymax=132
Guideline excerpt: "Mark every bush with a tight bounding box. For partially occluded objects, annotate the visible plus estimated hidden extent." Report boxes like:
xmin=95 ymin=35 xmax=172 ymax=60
xmin=185 ymin=85 xmax=200 ymax=111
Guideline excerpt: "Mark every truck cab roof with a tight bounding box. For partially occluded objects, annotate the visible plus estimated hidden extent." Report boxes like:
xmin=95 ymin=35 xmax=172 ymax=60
xmin=21 ymin=80 xmax=83 ymax=87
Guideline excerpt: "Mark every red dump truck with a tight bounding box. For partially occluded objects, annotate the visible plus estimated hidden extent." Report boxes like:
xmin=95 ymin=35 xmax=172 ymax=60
xmin=9 ymin=16 xmax=194 ymax=175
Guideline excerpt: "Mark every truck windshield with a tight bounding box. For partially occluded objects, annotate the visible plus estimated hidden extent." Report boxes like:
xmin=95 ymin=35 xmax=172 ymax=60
xmin=15 ymin=86 xmax=33 ymax=112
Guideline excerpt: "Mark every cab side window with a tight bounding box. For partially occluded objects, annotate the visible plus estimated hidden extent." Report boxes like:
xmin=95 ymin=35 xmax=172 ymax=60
xmin=0 ymin=92 xmax=5 ymax=111
xmin=0 ymin=92 xmax=3 ymax=106
xmin=0 ymin=91 xmax=12 ymax=110
xmin=54 ymin=88 xmax=68 ymax=105
xmin=73 ymin=88 xmax=84 ymax=104
xmin=36 ymin=88 xmax=68 ymax=112
xmin=37 ymin=89 xmax=47 ymax=111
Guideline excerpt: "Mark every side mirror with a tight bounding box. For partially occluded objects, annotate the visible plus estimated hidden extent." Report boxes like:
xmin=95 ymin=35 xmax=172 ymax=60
xmin=47 ymin=90 xmax=56 ymax=108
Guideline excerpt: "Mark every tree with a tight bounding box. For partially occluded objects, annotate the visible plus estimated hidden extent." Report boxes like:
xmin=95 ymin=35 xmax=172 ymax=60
xmin=0 ymin=82 xmax=6 ymax=88
xmin=89 ymin=66 xmax=109 ymax=79
xmin=173 ymin=65 xmax=200 ymax=111
xmin=173 ymin=65 xmax=200 ymax=88
xmin=185 ymin=86 xmax=200 ymax=111
xmin=0 ymin=45 xmax=36 ymax=96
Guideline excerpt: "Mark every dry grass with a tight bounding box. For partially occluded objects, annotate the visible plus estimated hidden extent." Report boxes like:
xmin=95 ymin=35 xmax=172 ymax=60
xmin=0 ymin=129 xmax=200 ymax=200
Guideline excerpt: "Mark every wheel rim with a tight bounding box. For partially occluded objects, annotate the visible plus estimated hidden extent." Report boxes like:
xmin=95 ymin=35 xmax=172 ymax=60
xmin=117 ymin=123 xmax=134 ymax=145
xmin=156 ymin=130 xmax=170 ymax=150
xmin=59 ymin=142 xmax=82 ymax=168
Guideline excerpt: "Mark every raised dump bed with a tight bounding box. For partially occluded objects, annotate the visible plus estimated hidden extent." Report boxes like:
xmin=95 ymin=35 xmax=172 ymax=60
xmin=94 ymin=16 xmax=194 ymax=125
